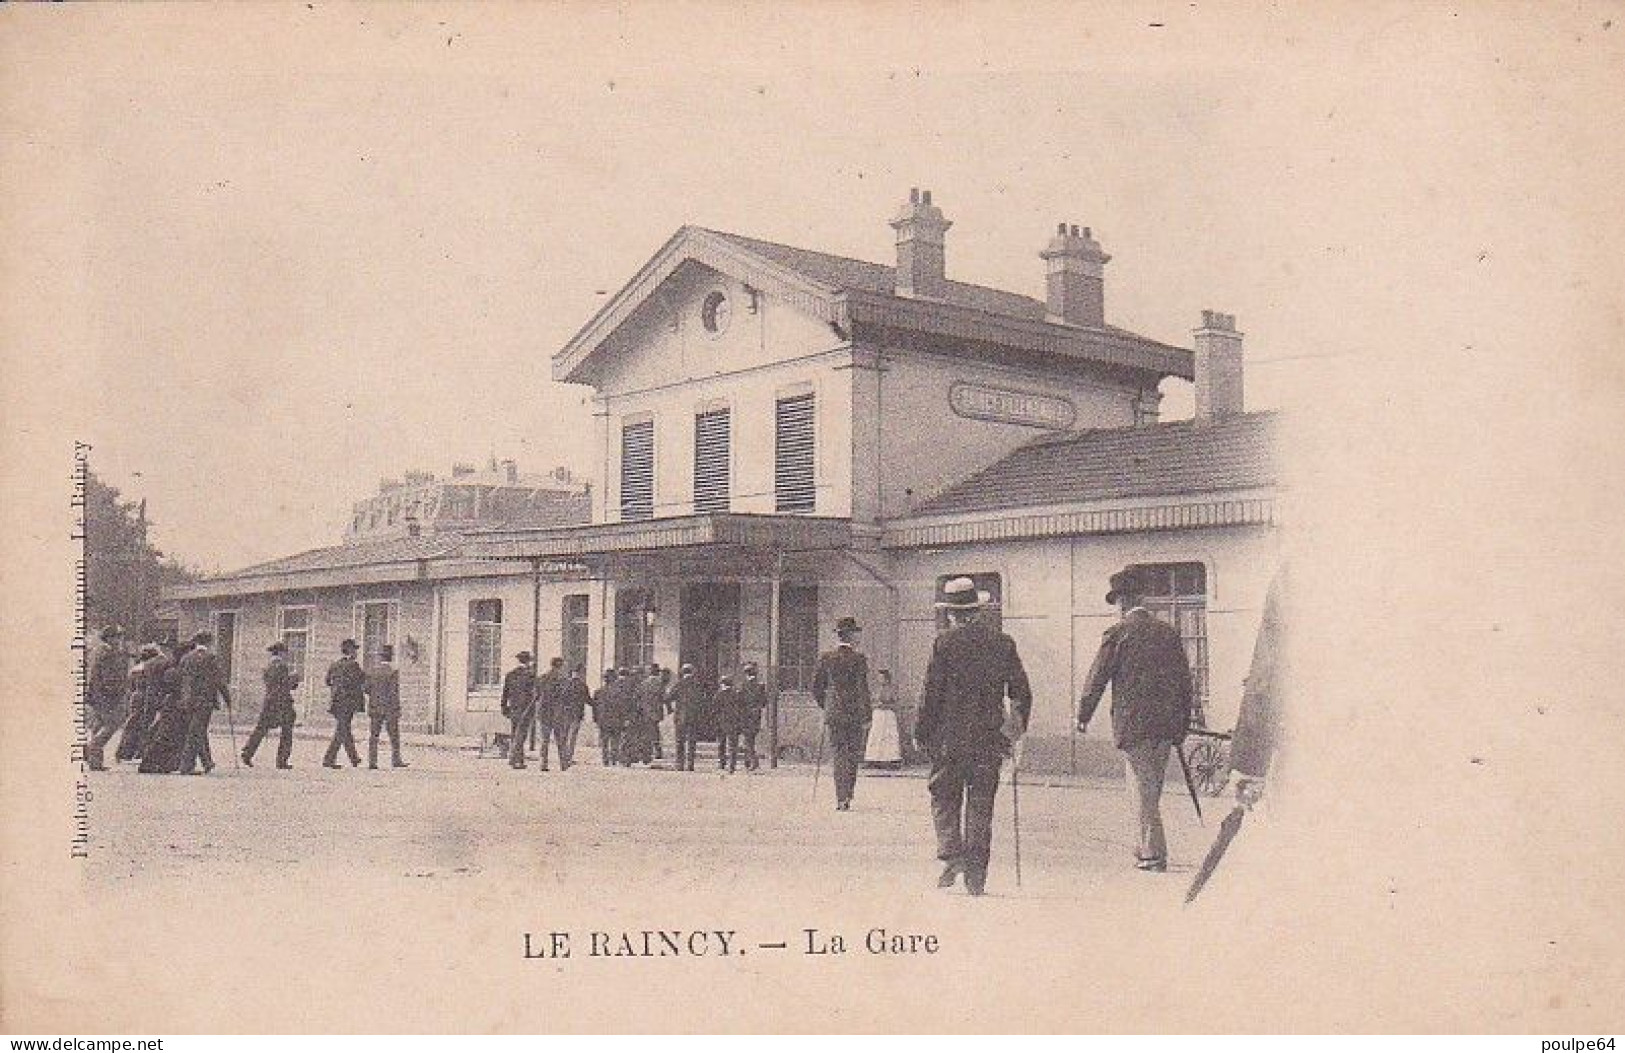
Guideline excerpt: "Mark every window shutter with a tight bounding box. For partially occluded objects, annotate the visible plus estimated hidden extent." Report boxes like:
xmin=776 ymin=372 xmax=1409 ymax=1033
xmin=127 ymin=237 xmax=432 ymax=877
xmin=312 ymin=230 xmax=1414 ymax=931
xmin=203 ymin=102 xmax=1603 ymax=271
xmin=693 ymin=409 xmax=731 ymax=514
xmin=774 ymin=393 xmax=815 ymax=513
xmin=620 ymin=420 xmax=655 ymax=521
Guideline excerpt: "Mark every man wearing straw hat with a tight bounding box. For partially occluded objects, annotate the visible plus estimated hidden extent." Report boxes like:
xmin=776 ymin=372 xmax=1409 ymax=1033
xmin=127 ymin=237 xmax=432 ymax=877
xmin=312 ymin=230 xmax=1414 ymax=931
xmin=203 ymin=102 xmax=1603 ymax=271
xmin=916 ymin=577 xmax=1033 ymax=896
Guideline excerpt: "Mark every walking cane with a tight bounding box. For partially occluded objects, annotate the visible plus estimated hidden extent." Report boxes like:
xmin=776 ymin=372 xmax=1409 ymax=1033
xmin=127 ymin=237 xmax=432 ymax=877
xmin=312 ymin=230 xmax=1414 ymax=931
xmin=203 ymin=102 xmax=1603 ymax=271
xmin=1010 ymin=740 xmax=1023 ymax=889
xmin=810 ymin=724 xmax=827 ymax=801
xmin=1174 ymin=740 xmax=1202 ymax=824
xmin=223 ymin=695 xmax=240 ymax=771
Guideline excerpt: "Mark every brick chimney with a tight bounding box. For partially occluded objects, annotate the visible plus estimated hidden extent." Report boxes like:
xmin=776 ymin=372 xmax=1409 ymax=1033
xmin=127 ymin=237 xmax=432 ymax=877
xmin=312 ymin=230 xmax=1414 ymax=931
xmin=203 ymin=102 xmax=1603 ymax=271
xmin=889 ymin=188 xmax=951 ymax=298
xmin=1194 ymin=310 xmax=1245 ymax=420
xmin=1040 ymin=223 xmax=1109 ymax=327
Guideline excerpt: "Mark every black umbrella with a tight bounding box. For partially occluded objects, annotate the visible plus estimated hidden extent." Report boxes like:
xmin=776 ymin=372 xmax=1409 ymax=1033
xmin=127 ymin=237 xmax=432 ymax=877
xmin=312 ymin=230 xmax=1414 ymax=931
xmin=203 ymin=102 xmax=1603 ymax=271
xmin=1185 ymin=804 xmax=1247 ymax=904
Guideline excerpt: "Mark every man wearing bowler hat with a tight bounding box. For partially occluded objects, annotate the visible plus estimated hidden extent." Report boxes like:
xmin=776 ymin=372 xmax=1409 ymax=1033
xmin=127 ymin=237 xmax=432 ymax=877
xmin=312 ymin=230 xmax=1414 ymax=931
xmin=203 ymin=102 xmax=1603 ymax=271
xmin=176 ymin=631 xmax=230 ymax=776
xmin=85 ymin=625 xmax=129 ymax=771
xmin=242 ymin=641 xmax=300 ymax=769
xmin=916 ymin=578 xmax=1032 ymax=895
xmin=1076 ymin=568 xmax=1195 ymax=872
xmin=501 ymin=651 xmax=539 ymax=769
xmin=322 ymin=638 xmax=367 ymax=769
xmin=812 ymin=616 xmax=873 ymax=811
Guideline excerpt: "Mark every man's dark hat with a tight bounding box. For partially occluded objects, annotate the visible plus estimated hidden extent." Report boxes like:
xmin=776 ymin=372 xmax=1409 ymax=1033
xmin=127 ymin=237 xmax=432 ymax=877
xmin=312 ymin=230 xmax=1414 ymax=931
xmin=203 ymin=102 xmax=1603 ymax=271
xmin=340 ymin=638 xmax=359 ymax=653
xmin=1105 ymin=569 xmax=1143 ymax=605
xmin=835 ymin=616 xmax=861 ymax=636
xmin=742 ymin=661 xmax=759 ymax=675
xmin=379 ymin=644 xmax=395 ymax=661
xmin=516 ymin=650 xmax=534 ymax=663
xmin=192 ymin=631 xmax=213 ymax=645
xmin=267 ymin=641 xmax=287 ymax=654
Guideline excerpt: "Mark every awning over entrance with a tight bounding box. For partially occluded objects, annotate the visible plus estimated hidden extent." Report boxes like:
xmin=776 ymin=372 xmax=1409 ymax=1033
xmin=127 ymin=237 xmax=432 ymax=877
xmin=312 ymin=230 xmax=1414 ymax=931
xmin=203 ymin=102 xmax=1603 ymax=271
xmin=465 ymin=512 xmax=853 ymax=562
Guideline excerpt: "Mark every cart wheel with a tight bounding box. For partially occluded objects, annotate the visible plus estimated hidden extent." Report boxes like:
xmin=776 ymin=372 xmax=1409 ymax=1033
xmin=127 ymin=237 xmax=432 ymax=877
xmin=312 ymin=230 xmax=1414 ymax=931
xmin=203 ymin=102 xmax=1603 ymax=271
xmin=1188 ymin=739 xmax=1231 ymax=796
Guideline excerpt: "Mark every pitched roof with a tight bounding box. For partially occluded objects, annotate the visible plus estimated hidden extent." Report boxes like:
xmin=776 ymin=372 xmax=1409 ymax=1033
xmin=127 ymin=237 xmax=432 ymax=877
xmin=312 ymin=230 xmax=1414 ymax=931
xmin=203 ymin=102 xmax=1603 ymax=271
xmin=703 ymin=229 xmax=1154 ymax=340
xmin=912 ymin=411 xmax=1281 ymax=518
xmin=555 ymin=225 xmax=1192 ymax=384
xmin=211 ymin=532 xmax=467 ymax=581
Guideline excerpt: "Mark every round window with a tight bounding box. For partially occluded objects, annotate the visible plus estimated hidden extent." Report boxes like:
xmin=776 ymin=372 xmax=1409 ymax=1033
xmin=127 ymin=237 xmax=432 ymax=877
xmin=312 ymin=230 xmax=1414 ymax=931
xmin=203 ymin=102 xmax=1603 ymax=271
xmin=701 ymin=290 xmax=732 ymax=335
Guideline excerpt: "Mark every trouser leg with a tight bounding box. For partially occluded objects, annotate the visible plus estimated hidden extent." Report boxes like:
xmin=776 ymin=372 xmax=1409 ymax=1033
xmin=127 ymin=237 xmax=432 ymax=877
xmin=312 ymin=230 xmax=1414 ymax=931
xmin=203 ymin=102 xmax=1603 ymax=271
xmin=368 ymin=713 xmax=384 ymax=767
xmin=744 ymin=730 xmax=758 ymax=769
xmin=243 ymin=716 xmax=271 ymax=761
xmin=387 ymin=712 xmax=402 ymax=764
xmin=928 ymin=756 xmax=968 ymax=863
xmin=341 ymin=712 xmax=359 ymax=765
xmin=87 ymin=710 xmax=120 ymax=769
xmin=962 ymin=753 xmax=1003 ymax=881
xmin=509 ymin=709 xmax=531 ymax=767
xmin=1123 ymin=742 xmax=1171 ymax=863
xmin=830 ymin=723 xmax=865 ymax=803
xmin=561 ymin=719 xmax=579 ymax=768
xmin=536 ymin=715 xmax=555 ymax=769
xmin=275 ymin=718 xmax=294 ymax=766
xmin=323 ymin=718 xmax=342 ymax=765
xmin=598 ymin=727 xmax=611 ymax=765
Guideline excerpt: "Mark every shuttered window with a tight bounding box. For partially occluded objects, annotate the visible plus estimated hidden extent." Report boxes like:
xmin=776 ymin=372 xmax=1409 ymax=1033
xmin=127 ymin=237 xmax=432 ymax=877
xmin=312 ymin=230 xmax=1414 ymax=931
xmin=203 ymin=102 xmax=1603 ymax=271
xmin=693 ymin=408 xmax=731 ymax=514
xmin=774 ymin=393 xmax=815 ymax=513
xmin=620 ymin=420 xmax=654 ymax=521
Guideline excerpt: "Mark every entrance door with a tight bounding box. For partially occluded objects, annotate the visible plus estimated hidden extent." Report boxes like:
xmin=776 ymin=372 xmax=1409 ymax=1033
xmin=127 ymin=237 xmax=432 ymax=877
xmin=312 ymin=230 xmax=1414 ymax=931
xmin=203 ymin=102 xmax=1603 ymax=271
xmin=679 ymin=583 xmax=741 ymax=687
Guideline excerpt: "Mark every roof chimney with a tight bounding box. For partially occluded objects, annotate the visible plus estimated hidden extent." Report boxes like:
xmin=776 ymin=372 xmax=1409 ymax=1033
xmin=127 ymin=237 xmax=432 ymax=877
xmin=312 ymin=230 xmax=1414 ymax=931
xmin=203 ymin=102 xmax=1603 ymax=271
xmin=1040 ymin=222 xmax=1109 ymax=327
xmin=889 ymin=187 xmax=952 ymax=298
xmin=1194 ymin=310 xmax=1244 ymax=421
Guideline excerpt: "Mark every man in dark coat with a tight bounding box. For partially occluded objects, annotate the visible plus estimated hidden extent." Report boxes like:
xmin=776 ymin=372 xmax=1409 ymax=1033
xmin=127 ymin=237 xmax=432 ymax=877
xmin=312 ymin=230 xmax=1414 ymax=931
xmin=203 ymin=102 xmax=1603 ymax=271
xmin=322 ymin=638 xmax=366 ymax=769
xmin=736 ymin=662 xmax=768 ymax=771
xmin=115 ymin=643 xmax=163 ymax=762
xmin=558 ymin=666 xmax=592 ymax=765
xmin=668 ymin=664 xmax=709 ymax=772
xmin=365 ymin=644 xmax=407 ymax=770
xmin=242 ymin=641 xmax=300 ymax=769
xmin=85 ymin=625 xmax=129 ymax=771
xmin=534 ymin=656 xmax=572 ymax=771
xmin=1077 ymin=569 xmax=1195 ymax=872
xmin=714 ymin=674 xmax=744 ymax=772
xmin=176 ymin=632 xmax=231 ymax=776
xmin=137 ymin=641 xmax=185 ymax=774
xmin=589 ymin=667 xmax=620 ymax=766
xmin=916 ymin=579 xmax=1033 ymax=895
xmin=501 ymin=651 xmax=539 ymax=770
xmin=812 ymin=616 xmax=873 ymax=811
xmin=632 ymin=662 xmax=668 ymax=767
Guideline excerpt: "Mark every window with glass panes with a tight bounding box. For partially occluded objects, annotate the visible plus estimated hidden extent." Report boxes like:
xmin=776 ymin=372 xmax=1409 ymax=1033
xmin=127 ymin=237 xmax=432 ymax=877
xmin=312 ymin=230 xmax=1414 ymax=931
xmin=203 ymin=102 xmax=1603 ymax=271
xmin=614 ymin=588 xmax=656 ymax=670
xmin=356 ymin=601 xmax=395 ymax=668
xmin=775 ymin=585 xmax=819 ymax=690
xmin=467 ymin=599 xmax=503 ymax=690
xmin=278 ymin=607 xmax=314 ymax=715
xmin=1125 ymin=562 xmax=1210 ymax=726
xmin=562 ymin=594 xmax=590 ymax=674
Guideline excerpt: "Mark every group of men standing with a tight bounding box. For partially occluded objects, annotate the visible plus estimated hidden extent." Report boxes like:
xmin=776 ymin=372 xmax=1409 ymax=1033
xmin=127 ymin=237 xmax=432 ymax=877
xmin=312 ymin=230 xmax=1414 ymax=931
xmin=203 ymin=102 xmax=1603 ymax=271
xmin=83 ymin=628 xmax=411 ymax=774
xmin=86 ymin=625 xmax=234 ymax=775
xmin=501 ymin=654 xmax=773 ymax=774
xmin=500 ymin=654 xmax=592 ymax=770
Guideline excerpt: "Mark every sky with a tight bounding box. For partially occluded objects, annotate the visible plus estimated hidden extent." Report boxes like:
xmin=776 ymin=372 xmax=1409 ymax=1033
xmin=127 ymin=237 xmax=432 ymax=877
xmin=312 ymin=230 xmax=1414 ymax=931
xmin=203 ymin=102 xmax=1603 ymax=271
xmin=5 ymin=2 xmax=1622 ymax=572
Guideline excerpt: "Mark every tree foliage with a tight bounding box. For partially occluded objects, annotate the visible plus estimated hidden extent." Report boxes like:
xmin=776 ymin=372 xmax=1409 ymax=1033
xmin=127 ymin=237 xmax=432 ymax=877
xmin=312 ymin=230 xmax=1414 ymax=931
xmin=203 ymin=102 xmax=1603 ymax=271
xmin=86 ymin=469 xmax=198 ymax=642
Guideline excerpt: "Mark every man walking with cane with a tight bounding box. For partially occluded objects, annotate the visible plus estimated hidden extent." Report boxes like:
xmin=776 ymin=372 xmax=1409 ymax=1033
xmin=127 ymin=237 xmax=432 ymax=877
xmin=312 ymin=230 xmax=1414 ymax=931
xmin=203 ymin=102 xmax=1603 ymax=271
xmin=1076 ymin=569 xmax=1195 ymax=873
xmin=916 ymin=578 xmax=1032 ymax=896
